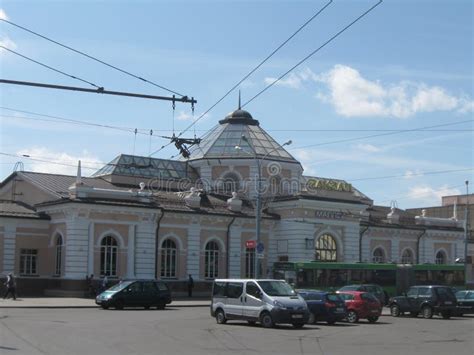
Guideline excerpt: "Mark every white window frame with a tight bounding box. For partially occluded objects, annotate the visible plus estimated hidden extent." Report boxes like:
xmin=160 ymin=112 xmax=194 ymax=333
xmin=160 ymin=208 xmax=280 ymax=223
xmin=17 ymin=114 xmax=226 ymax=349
xmin=204 ymin=241 xmax=219 ymax=279
xmin=161 ymin=239 xmax=177 ymax=278
xmin=20 ymin=249 xmax=38 ymax=276
xmin=55 ymin=235 xmax=63 ymax=276
xmin=245 ymin=247 xmax=255 ymax=278
xmin=100 ymin=236 xmax=118 ymax=277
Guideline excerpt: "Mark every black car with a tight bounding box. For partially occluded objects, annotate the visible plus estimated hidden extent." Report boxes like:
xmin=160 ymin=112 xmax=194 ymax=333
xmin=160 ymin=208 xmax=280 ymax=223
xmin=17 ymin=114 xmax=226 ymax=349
xmin=95 ymin=280 xmax=172 ymax=310
xmin=454 ymin=290 xmax=474 ymax=316
xmin=298 ymin=290 xmax=347 ymax=325
xmin=389 ymin=285 xmax=457 ymax=319
xmin=337 ymin=284 xmax=387 ymax=305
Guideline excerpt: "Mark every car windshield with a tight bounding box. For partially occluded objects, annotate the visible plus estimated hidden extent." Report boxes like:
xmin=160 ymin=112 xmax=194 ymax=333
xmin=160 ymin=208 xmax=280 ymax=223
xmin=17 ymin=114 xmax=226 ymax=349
xmin=258 ymin=281 xmax=296 ymax=297
xmin=339 ymin=285 xmax=359 ymax=291
xmin=106 ymin=281 xmax=133 ymax=292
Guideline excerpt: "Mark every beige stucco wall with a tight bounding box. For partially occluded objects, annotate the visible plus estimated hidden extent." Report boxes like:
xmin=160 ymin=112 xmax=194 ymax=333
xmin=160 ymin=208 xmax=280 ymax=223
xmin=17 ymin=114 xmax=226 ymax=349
xmin=0 ymin=178 xmax=55 ymax=207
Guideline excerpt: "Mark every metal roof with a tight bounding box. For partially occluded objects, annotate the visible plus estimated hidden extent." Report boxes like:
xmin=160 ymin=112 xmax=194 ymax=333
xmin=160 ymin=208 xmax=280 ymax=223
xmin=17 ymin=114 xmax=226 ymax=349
xmin=0 ymin=200 xmax=49 ymax=219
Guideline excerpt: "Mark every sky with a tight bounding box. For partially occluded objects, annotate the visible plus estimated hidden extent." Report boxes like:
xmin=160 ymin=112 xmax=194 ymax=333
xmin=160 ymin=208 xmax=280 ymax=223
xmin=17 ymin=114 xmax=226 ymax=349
xmin=0 ymin=0 xmax=472 ymax=209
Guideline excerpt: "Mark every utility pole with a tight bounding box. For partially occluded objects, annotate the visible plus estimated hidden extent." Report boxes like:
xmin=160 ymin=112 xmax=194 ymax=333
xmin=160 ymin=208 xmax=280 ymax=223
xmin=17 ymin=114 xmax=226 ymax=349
xmin=464 ymin=180 xmax=470 ymax=287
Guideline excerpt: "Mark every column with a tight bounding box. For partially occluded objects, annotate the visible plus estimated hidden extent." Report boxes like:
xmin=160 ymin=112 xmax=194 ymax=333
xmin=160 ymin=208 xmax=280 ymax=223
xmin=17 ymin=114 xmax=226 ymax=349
xmin=228 ymin=224 xmax=242 ymax=278
xmin=391 ymin=238 xmax=400 ymax=263
xmin=2 ymin=222 xmax=16 ymax=273
xmin=186 ymin=223 xmax=201 ymax=279
xmin=87 ymin=222 xmax=94 ymax=276
xmin=135 ymin=220 xmax=156 ymax=279
xmin=64 ymin=216 xmax=89 ymax=279
xmin=127 ymin=225 xmax=136 ymax=278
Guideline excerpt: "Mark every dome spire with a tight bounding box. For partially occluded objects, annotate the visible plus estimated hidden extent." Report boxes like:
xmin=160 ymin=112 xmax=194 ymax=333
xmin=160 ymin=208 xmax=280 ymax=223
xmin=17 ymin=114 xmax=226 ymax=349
xmin=238 ymin=90 xmax=241 ymax=110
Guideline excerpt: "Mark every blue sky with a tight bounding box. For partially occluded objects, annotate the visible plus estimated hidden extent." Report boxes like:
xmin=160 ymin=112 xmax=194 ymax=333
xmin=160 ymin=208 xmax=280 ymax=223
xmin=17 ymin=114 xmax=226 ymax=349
xmin=0 ymin=0 xmax=472 ymax=208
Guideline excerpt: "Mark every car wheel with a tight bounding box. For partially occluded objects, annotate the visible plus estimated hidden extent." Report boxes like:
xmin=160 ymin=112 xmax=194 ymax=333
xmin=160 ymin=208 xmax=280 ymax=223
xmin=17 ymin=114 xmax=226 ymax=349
xmin=215 ymin=309 xmax=227 ymax=324
xmin=308 ymin=312 xmax=316 ymax=324
xmin=260 ymin=312 xmax=274 ymax=328
xmin=346 ymin=310 xmax=358 ymax=323
xmin=247 ymin=320 xmax=256 ymax=326
xmin=422 ymin=306 xmax=433 ymax=319
xmin=441 ymin=311 xmax=451 ymax=319
xmin=101 ymin=305 xmax=109 ymax=310
xmin=390 ymin=304 xmax=401 ymax=317
xmin=410 ymin=312 xmax=419 ymax=317
xmin=367 ymin=316 xmax=379 ymax=323
xmin=114 ymin=300 xmax=124 ymax=310
xmin=292 ymin=322 xmax=305 ymax=329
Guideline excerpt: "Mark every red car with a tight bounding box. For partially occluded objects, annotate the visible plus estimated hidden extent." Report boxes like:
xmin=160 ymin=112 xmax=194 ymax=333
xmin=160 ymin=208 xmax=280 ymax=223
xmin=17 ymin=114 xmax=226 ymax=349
xmin=336 ymin=291 xmax=382 ymax=323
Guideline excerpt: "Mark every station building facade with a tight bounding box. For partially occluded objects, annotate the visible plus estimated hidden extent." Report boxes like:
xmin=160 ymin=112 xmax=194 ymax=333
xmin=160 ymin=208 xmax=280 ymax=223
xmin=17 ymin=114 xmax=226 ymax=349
xmin=0 ymin=108 xmax=470 ymax=295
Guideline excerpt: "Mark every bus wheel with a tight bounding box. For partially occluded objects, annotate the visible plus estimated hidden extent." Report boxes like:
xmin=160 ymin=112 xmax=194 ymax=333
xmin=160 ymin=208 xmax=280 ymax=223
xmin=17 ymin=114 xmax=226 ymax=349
xmin=390 ymin=304 xmax=400 ymax=317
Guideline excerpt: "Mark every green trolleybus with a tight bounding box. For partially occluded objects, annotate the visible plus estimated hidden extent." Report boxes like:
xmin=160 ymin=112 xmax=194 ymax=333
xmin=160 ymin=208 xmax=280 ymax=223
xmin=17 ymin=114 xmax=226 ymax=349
xmin=273 ymin=262 xmax=465 ymax=296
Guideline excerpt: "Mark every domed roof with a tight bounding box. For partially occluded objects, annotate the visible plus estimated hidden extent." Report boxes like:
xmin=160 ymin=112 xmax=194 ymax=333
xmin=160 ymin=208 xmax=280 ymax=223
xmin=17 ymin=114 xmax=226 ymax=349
xmin=219 ymin=109 xmax=259 ymax=125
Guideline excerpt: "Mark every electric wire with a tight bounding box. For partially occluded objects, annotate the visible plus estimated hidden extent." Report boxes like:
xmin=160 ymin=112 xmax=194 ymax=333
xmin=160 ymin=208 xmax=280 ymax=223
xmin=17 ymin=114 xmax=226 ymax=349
xmin=0 ymin=18 xmax=185 ymax=97
xmin=377 ymin=183 xmax=466 ymax=205
xmin=291 ymin=119 xmax=474 ymax=150
xmin=172 ymin=0 xmax=334 ymax=142
xmin=0 ymin=46 xmax=102 ymax=89
xmin=347 ymin=167 xmax=474 ymax=182
xmin=241 ymin=0 xmax=383 ymax=108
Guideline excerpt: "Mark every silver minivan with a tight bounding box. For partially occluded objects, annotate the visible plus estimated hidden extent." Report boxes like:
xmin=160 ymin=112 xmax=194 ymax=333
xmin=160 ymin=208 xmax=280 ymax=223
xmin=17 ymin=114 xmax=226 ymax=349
xmin=210 ymin=279 xmax=309 ymax=328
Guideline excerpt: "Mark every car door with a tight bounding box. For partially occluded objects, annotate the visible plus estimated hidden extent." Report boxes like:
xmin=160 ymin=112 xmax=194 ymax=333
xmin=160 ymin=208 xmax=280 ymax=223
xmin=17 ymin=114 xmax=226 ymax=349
xmin=141 ymin=281 xmax=157 ymax=305
xmin=122 ymin=281 xmax=143 ymax=306
xmin=405 ymin=287 xmax=419 ymax=311
xmin=224 ymin=282 xmax=244 ymax=319
xmin=243 ymin=281 xmax=264 ymax=319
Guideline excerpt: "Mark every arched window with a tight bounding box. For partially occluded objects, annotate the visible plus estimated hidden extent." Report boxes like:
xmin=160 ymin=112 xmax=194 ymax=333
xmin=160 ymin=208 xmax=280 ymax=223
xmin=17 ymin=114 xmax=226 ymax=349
xmin=268 ymin=176 xmax=283 ymax=196
xmin=54 ymin=234 xmax=63 ymax=276
xmin=100 ymin=236 xmax=118 ymax=277
xmin=315 ymin=234 xmax=337 ymax=262
xmin=245 ymin=247 xmax=255 ymax=278
xmin=161 ymin=239 xmax=177 ymax=278
xmin=372 ymin=247 xmax=385 ymax=263
xmin=435 ymin=250 xmax=446 ymax=264
xmin=401 ymin=249 xmax=414 ymax=264
xmin=219 ymin=172 xmax=240 ymax=195
xmin=205 ymin=241 xmax=220 ymax=279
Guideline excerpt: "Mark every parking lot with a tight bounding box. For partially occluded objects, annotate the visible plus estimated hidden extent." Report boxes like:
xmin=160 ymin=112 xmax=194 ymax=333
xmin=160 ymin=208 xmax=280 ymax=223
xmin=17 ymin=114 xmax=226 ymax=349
xmin=1 ymin=306 xmax=473 ymax=355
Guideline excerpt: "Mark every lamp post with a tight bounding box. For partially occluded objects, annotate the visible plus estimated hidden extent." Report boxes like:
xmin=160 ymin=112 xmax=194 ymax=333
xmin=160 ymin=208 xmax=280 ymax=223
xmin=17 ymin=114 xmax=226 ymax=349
xmin=235 ymin=136 xmax=292 ymax=278
xmin=464 ymin=180 xmax=470 ymax=286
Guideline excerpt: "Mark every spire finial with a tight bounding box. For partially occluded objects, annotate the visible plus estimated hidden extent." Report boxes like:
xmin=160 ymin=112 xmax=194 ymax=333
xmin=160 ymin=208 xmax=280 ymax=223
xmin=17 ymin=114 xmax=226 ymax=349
xmin=238 ymin=90 xmax=241 ymax=109
xmin=76 ymin=160 xmax=82 ymax=185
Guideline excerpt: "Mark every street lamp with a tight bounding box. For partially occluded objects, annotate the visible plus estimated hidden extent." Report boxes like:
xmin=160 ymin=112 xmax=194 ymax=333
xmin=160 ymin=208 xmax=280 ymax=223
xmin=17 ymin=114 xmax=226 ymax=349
xmin=235 ymin=136 xmax=292 ymax=278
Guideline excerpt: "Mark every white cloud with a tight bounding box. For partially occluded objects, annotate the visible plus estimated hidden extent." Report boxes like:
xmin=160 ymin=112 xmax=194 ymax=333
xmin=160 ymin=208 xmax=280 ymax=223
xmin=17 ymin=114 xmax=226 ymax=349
xmin=264 ymin=72 xmax=303 ymax=89
xmin=403 ymin=169 xmax=423 ymax=179
xmin=0 ymin=8 xmax=8 ymax=20
xmin=17 ymin=147 xmax=103 ymax=176
xmin=274 ymin=65 xmax=473 ymax=118
xmin=355 ymin=143 xmax=380 ymax=153
xmin=0 ymin=36 xmax=17 ymax=51
xmin=176 ymin=110 xmax=210 ymax=121
xmin=407 ymin=184 xmax=461 ymax=204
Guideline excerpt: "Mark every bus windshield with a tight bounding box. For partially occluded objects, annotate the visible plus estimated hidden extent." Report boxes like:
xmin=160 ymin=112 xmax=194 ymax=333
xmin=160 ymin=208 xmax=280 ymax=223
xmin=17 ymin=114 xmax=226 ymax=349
xmin=258 ymin=281 xmax=296 ymax=297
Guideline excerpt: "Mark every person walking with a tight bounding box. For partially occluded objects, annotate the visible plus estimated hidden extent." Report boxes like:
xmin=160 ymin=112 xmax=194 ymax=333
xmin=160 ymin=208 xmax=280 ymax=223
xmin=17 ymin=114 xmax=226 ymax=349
xmin=187 ymin=274 xmax=194 ymax=297
xmin=3 ymin=273 xmax=17 ymax=300
xmin=88 ymin=274 xmax=95 ymax=297
xmin=101 ymin=276 xmax=108 ymax=292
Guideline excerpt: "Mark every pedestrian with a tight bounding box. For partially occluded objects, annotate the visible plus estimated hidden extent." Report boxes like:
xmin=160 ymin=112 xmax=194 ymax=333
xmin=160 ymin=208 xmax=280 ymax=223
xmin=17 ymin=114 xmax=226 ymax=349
xmin=187 ymin=274 xmax=194 ymax=297
xmin=101 ymin=276 xmax=108 ymax=292
xmin=88 ymin=274 xmax=95 ymax=297
xmin=3 ymin=273 xmax=17 ymax=300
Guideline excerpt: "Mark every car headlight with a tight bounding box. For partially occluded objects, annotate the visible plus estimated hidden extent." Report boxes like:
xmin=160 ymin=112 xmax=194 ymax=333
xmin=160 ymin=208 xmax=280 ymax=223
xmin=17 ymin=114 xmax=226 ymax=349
xmin=273 ymin=300 xmax=287 ymax=309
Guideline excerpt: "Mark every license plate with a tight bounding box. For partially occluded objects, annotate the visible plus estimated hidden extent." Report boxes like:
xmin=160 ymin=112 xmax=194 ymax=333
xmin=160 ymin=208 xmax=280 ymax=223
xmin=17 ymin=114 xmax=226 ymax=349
xmin=292 ymin=314 xmax=303 ymax=319
xmin=444 ymin=301 xmax=452 ymax=305
xmin=336 ymin=308 xmax=344 ymax=312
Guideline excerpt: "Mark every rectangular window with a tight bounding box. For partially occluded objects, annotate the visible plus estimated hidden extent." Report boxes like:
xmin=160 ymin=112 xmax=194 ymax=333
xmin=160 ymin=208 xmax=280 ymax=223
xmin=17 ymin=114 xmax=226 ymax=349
xmin=20 ymin=249 xmax=38 ymax=276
